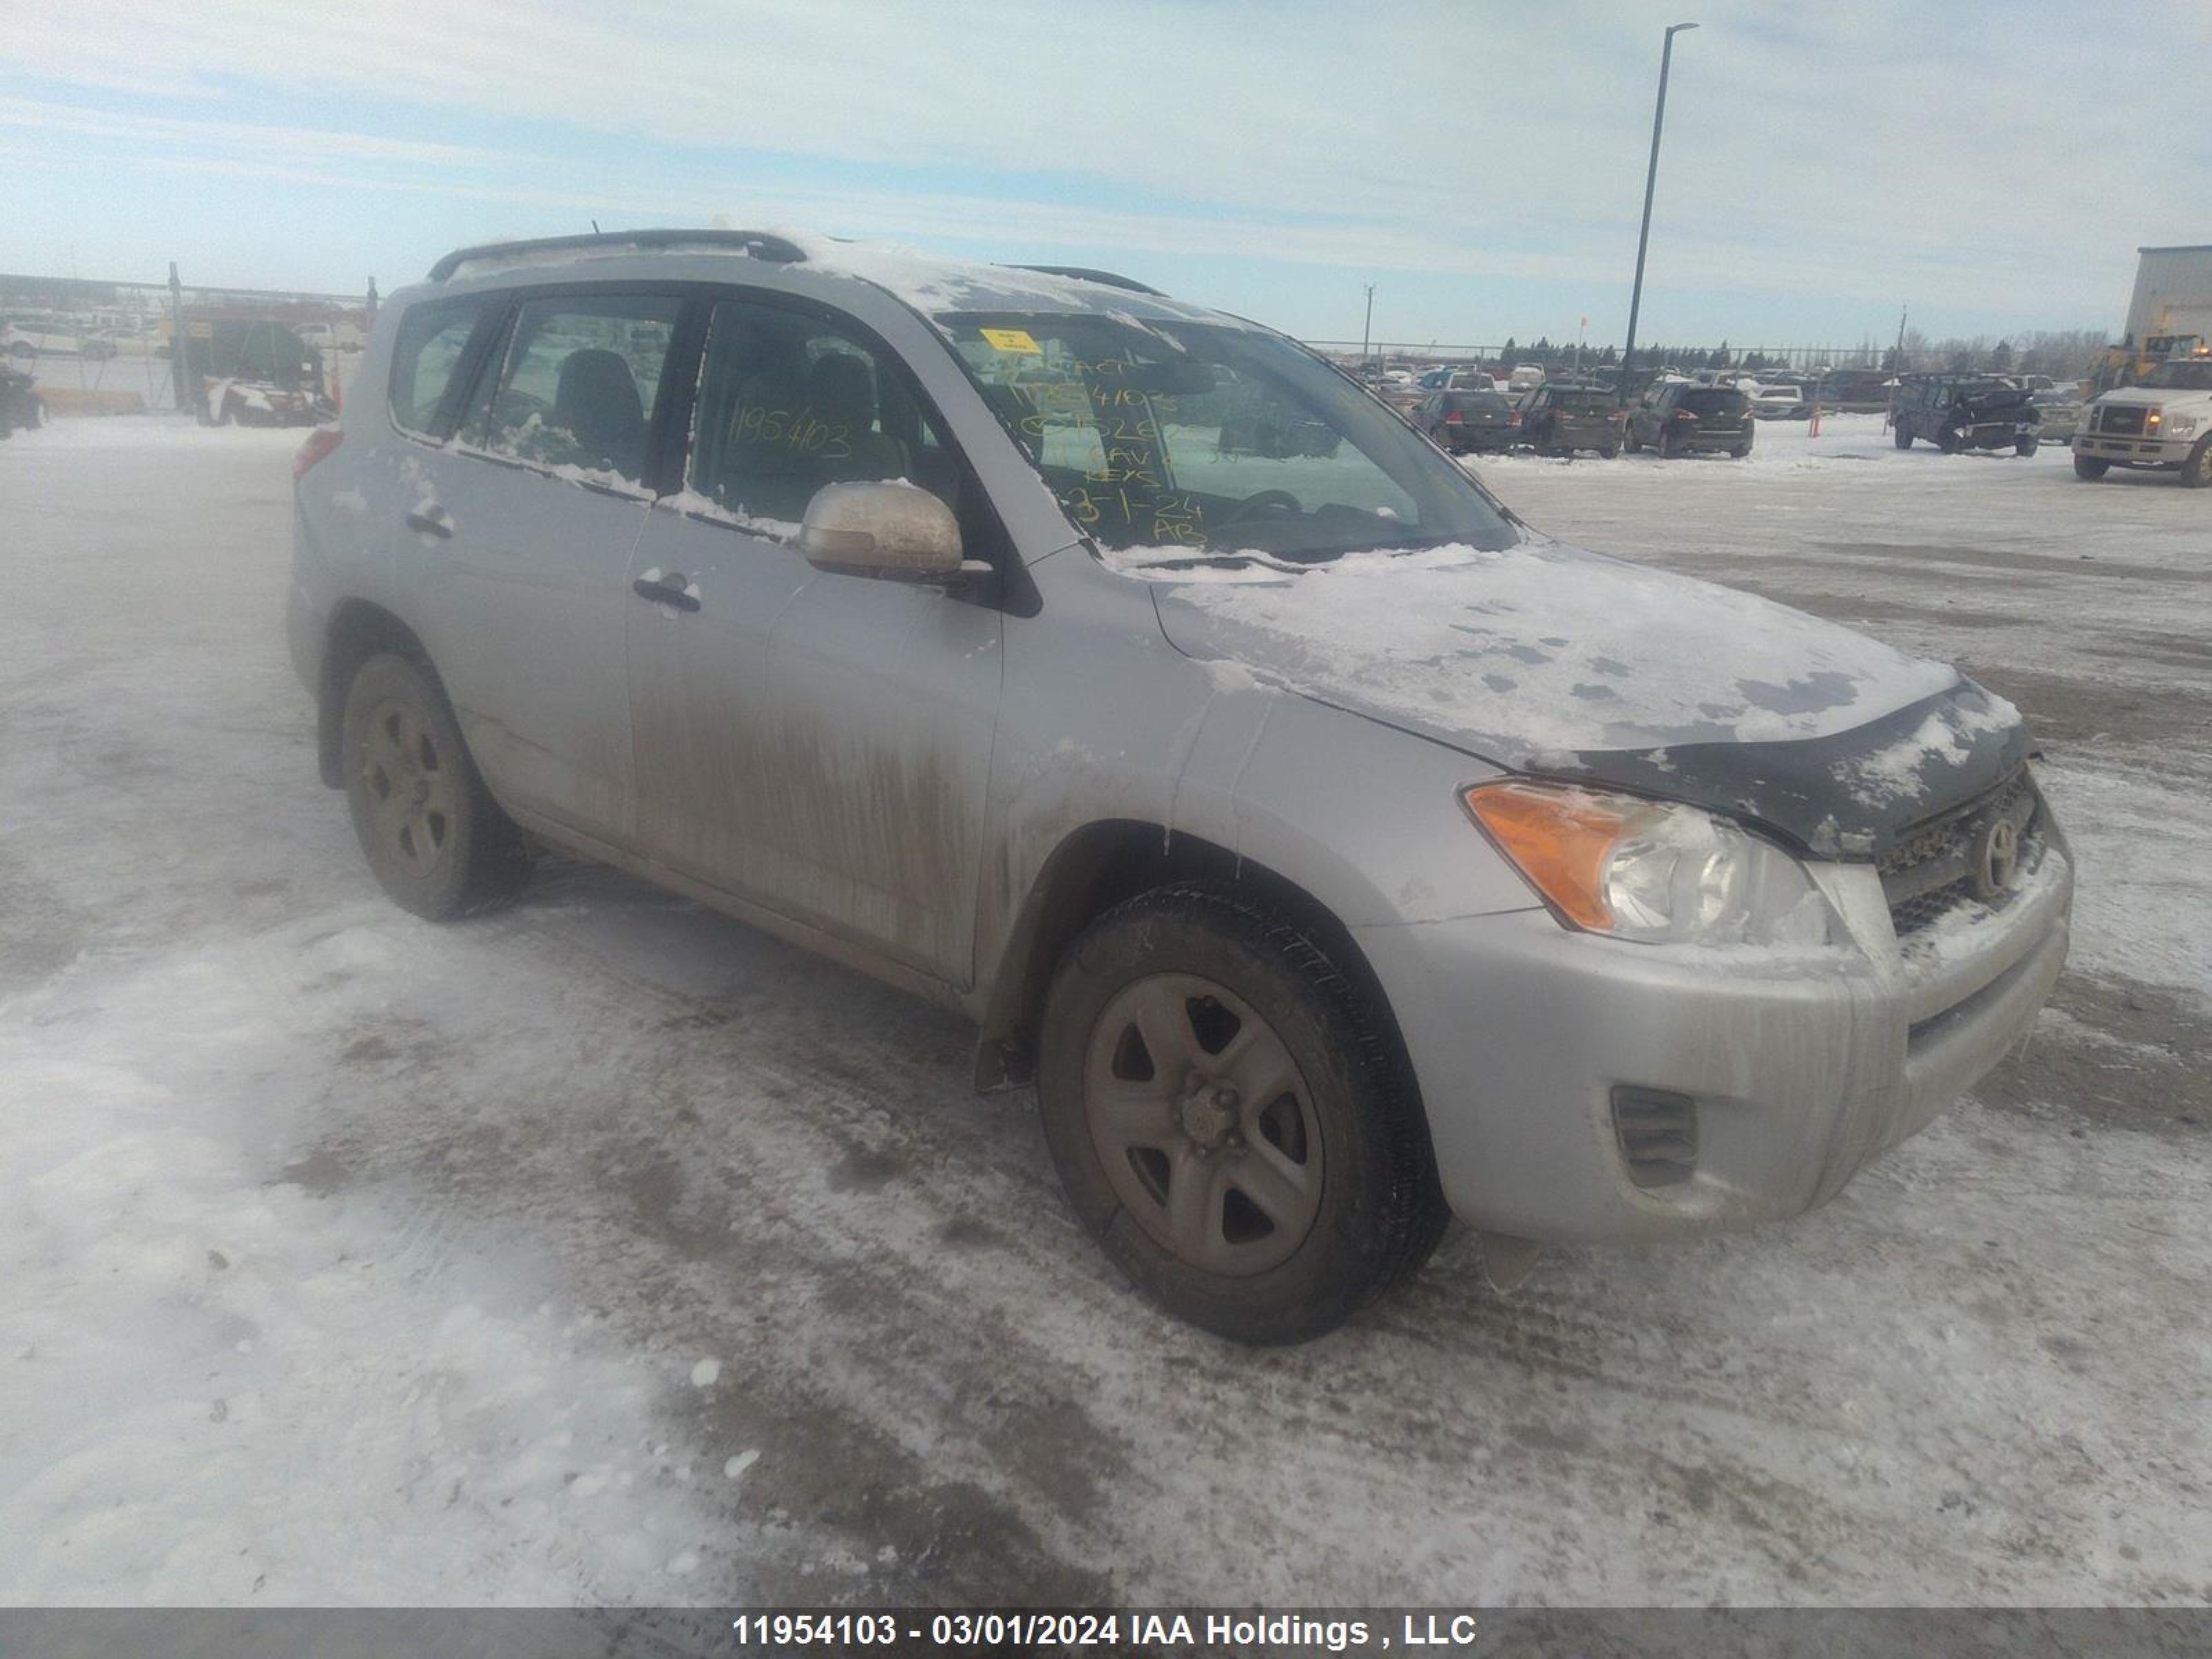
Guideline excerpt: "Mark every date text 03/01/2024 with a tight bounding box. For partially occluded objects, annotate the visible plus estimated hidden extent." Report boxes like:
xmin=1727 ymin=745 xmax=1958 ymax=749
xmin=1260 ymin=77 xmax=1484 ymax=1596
xmin=726 ymin=1611 xmax=1485 ymax=1650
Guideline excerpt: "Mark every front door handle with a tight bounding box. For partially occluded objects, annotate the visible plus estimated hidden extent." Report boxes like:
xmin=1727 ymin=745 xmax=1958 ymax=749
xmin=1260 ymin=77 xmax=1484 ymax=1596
xmin=631 ymin=572 xmax=701 ymax=613
xmin=404 ymin=506 xmax=453 ymax=538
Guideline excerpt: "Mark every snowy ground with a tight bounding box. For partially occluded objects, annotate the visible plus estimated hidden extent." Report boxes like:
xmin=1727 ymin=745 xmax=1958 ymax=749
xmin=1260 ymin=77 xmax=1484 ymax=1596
xmin=1 ymin=414 xmax=2206 ymax=1608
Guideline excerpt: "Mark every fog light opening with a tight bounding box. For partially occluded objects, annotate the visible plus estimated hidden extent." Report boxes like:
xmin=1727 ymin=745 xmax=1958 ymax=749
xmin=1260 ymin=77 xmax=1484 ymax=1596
xmin=1611 ymin=1087 xmax=1699 ymax=1190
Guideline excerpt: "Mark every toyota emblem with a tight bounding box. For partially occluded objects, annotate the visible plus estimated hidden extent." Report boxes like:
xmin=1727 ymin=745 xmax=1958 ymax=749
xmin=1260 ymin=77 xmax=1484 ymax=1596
xmin=1971 ymin=816 xmax=2021 ymax=898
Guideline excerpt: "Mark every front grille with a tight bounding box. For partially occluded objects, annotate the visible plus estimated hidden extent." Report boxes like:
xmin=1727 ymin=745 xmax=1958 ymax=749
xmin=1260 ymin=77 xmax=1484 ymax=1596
xmin=1878 ymin=769 xmax=2041 ymax=937
xmin=2096 ymin=405 xmax=2148 ymax=436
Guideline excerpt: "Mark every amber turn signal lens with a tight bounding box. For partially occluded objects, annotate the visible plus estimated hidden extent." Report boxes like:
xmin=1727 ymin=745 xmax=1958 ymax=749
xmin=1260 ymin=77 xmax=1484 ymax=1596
xmin=1463 ymin=782 xmax=1629 ymax=930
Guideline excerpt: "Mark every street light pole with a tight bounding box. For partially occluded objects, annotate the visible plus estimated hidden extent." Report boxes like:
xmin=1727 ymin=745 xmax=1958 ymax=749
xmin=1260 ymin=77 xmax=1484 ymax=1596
xmin=1619 ymin=21 xmax=1698 ymax=395
xmin=1361 ymin=283 xmax=1376 ymax=371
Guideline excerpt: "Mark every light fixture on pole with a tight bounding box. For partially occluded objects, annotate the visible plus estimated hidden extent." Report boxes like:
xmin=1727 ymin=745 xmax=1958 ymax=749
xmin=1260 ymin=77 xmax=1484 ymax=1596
xmin=1619 ymin=21 xmax=1698 ymax=395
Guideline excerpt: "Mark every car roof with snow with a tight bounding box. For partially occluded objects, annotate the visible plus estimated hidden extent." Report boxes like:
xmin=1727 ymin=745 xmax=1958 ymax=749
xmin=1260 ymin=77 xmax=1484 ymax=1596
xmin=404 ymin=226 xmax=1247 ymax=333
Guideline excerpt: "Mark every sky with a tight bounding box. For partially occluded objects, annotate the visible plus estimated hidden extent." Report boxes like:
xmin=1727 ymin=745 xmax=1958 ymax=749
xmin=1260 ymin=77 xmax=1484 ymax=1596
xmin=3 ymin=0 xmax=2207 ymax=350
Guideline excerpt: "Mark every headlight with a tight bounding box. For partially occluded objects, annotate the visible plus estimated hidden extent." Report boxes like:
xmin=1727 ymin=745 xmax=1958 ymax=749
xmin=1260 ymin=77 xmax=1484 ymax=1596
xmin=2166 ymin=415 xmax=2197 ymax=437
xmin=1464 ymin=781 xmax=1835 ymax=946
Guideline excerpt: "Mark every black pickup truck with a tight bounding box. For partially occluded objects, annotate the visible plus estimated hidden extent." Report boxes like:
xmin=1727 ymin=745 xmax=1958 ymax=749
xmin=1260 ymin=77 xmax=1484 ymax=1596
xmin=1892 ymin=373 xmax=2038 ymax=456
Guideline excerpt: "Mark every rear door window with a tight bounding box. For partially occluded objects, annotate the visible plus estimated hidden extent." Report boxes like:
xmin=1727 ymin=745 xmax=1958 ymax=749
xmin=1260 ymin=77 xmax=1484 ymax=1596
xmin=467 ymin=293 xmax=684 ymax=487
xmin=388 ymin=297 xmax=497 ymax=440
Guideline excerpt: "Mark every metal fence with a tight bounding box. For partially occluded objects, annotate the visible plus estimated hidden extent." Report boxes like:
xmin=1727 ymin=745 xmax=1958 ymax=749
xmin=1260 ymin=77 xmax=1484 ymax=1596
xmin=2 ymin=268 xmax=375 ymax=416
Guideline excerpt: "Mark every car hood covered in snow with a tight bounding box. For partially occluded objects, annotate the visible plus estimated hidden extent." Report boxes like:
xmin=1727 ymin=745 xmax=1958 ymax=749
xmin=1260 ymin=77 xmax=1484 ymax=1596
xmin=1125 ymin=540 xmax=2031 ymax=859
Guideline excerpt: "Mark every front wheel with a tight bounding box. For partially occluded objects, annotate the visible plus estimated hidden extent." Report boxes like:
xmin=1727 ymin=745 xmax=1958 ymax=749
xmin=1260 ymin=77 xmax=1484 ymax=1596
xmin=341 ymin=653 xmax=533 ymax=919
xmin=2074 ymin=453 xmax=2110 ymax=481
xmin=2016 ymin=435 xmax=2039 ymax=458
xmin=1038 ymin=884 xmax=1445 ymax=1344
xmin=1893 ymin=424 xmax=1913 ymax=449
xmin=1731 ymin=444 xmax=1751 ymax=459
xmin=2182 ymin=435 xmax=2212 ymax=489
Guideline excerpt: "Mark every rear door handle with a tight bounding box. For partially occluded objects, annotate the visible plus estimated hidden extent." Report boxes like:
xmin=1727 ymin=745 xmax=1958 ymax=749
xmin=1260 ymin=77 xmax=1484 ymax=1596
xmin=404 ymin=506 xmax=453 ymax=538
xmin=631 ymin=572 xmax=701 ymax=613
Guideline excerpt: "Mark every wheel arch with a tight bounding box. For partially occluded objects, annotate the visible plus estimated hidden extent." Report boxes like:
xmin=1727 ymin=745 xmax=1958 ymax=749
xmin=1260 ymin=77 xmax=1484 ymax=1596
xmin=974 ymin=821 xmax=1432 ymax=1143
xmin=317 ymin=599 xmax=432 ymax=787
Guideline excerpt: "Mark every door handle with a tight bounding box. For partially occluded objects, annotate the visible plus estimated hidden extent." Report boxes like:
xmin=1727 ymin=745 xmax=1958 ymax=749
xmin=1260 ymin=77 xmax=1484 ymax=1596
xmin=632 ymin=573 xmax=701 ymax=613
xmin=404 ymin=506 xmax=453 ymax=538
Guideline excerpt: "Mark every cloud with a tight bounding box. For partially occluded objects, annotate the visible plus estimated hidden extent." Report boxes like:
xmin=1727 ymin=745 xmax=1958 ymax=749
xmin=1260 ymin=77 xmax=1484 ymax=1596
xmin=3 ymin=0 xmax=2202 ymax=328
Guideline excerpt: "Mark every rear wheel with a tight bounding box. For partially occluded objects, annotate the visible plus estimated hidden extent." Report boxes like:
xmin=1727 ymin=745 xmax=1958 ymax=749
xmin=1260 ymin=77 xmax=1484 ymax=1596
xmin=2074 ymin=453 xmax=2110 ymax=481
xmin=1893 ymin=423 xmax=1913 ymax=449
xmin=341 ymin=653 xmax=532 ymax=919
xmin=1659 ymin=429 xmax=1680 ymax=459
xmin=2182 ymin=435 xmax=2212 ymax=489
xmin=1730 ymin=444 xmax=1751 ymax=459
xmin=1038 ymin=884 xmax=1445 ymax=1344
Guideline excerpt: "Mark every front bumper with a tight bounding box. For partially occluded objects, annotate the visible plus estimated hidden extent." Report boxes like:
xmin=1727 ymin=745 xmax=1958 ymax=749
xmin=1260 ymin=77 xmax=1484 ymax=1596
xmin=2074 ymin=431 xmax=2192 ymax=465
xmin=1355 ymin=834 xmax=2072 ymax=1244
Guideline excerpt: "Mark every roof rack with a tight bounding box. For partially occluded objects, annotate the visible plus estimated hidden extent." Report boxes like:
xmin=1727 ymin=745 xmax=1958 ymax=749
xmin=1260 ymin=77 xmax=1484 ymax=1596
xmin=428 ymin=228 xmax=808 ymax=282
xmin=1005 ymin=263 xmax=1165 ymax=297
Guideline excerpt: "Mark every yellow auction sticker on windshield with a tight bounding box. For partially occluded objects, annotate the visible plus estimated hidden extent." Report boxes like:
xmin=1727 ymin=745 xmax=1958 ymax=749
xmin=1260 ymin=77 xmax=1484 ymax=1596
xmin=980 ymin=327 xmax=1042 ymax=354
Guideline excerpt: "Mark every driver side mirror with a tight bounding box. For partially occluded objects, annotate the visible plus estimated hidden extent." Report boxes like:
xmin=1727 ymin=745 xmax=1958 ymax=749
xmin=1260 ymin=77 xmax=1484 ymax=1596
xmin=799 ymin=481 xmax=988 ymax=584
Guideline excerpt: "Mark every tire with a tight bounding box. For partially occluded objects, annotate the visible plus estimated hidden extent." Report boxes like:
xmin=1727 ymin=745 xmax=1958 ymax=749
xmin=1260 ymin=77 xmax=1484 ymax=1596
xmin=1038 ymin=883 xmax=1447 ymax=1344
xmin=2016 ymin=436 xmax=2038 ymax=458
xmin=1624 ymin=429 xmax=1642 ymax=454
xmin=1937 ymin=427 xmax=1961 ymax=454
xmin=340 ymin=653 xmax=532 ymax=920
xmin=1893 ymin=423 xmax=1913 ymax=449
xmin=1731 ymin=445 xmax=1751 ymax=459
xmin=2074 ymin=453 xmax=2110 ymax=481
xmin=1599 ymin=445 xmax=1618 ymax=460
xmin=2182 ymin=435 xmax=2212 ymax=489
xmin=1659 ymin=429 xmax=1680 ymax=459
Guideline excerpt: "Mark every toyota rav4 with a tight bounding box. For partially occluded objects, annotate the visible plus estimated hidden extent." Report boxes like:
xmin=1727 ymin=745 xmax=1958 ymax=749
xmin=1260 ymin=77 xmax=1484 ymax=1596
xmin=290 ymin=229 xmax=2073 ymax=1342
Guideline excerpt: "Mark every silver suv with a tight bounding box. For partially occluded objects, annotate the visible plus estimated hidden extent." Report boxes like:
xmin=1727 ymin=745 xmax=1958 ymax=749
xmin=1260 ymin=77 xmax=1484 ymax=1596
xmin=290 ymin=229 xmax=2073 ymax=1342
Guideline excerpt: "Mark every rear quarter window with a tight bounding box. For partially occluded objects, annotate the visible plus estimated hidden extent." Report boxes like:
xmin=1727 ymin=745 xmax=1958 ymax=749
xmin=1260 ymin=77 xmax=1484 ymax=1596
xmin=388 ymin=297 xmax=496 ymax=440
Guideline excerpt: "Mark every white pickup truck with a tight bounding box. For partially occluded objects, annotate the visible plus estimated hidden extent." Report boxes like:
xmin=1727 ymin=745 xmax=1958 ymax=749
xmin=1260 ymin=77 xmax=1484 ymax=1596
xmin=2073 ymin=355 xmax=2212 ymax=486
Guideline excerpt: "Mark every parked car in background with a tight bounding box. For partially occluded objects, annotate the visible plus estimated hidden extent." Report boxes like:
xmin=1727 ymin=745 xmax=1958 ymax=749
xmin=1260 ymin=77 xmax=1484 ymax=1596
xmin=1813 ymin=368 xmax=1895 ymax=410
xmin=0 ymin=361 xmax=44 ymax=436
xmin=1750 ymin=382 xmax=1812 ymax=420
xmin=1507 ymin=363 xmax=1545 ymax=391
xmin=291 ymin=227 xmax=2070 ymax=1344
xmin=2072 ymin=355 xmax=2212 ymax=486
xmin=3 ymin=316 xmax=118 ymax=360
xmin=1626 ymin=382 xmax=1754 ymax=458
xmin=2030 ymin=387 xmax=2083 ymax=446
xmin=1892 ymin=373 xmax=2038 ymax=456
xmin=1415 ymin=387 xmax=1521 ymax=454
xmin=1516 ymin=382 xmax=1624 ymax=456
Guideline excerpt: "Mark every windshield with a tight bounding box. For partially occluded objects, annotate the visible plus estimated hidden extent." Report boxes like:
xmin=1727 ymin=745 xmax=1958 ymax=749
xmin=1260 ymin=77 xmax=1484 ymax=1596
xmin=937 ymin=312 xmax=1517 ymax=559
xmin=1550 ymin=389 xmax=1615 ymax=412
xmin=2145 ymin=360 xmax=2212 ymax=391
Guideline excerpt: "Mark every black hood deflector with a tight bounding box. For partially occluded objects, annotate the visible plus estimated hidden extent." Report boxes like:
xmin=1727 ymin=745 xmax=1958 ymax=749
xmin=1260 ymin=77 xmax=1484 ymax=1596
xmin=1522 ymin=679 xmax=2030 ymax=860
